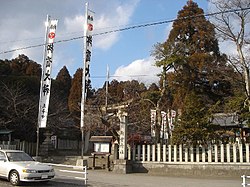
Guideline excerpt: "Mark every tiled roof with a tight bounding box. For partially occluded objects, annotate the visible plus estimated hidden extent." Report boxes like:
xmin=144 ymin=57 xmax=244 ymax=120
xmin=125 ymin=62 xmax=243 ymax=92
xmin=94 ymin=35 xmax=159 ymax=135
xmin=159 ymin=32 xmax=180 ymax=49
xmin=89 ymin=136 xmax=113 ymax=142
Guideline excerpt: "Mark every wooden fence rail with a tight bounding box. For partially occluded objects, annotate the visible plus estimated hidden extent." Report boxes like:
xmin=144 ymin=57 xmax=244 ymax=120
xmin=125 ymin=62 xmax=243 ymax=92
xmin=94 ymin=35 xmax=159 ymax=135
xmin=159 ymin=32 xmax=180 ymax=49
xmin=0 ymin=141 xmax=36 ymax=156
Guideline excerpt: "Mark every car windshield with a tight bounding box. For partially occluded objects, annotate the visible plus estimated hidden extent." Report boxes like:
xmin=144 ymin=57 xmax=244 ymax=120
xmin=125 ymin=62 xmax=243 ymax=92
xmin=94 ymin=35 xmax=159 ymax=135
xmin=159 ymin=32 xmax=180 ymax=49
xmin=6 ymin=152 xmax=34 ymax=162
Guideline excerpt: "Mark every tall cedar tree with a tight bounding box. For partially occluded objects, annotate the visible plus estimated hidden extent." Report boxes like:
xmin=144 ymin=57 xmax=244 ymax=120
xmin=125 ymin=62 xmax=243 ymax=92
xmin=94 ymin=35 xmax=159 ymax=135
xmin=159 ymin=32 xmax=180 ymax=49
xmin=68 ymin=68 xmax=93 ymax=126
xmin=46 ymin=66 xmax=72 ymax=136
xmin=68 ymin=68 xmax=82 ymax=115
xmin=56 ymin=66 xmax=72 ymax=98
xmin=153 ymin=1 xmax=234 ymax=144
xmin=167 ymin=1 xmax=230 ymax=108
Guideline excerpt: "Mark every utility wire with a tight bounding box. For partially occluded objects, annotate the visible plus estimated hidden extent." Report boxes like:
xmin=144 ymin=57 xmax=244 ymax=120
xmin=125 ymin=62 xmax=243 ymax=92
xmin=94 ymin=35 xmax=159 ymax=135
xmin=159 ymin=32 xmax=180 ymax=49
xmin=0 ymin=7 xmax=249 ymax=55
xmin=92 ymin=74 xmax=157 ymax=79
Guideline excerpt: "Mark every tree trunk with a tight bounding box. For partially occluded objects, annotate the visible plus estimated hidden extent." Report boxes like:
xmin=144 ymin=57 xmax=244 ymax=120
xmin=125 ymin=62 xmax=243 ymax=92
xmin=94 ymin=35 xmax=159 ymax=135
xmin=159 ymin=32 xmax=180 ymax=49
xmin=237 ymin=43 xmax=250 ymax=111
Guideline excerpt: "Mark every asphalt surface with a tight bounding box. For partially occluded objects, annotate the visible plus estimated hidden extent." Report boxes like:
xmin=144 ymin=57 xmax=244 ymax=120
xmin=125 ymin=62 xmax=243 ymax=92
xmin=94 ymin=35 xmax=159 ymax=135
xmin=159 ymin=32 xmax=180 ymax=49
xmin=84 ymin=170 xmax=241 ymax=187
xmin=37 ymin=171 xmax=244 ymax=187
xmin=0 ymin=168 xmax=243 ymax=187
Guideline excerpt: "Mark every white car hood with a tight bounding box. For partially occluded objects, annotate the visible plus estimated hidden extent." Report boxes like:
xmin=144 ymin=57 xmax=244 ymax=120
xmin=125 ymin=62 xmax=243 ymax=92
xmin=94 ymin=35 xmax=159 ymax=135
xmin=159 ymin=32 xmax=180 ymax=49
xmin=10 ymin=161 xmax=52 ymax=170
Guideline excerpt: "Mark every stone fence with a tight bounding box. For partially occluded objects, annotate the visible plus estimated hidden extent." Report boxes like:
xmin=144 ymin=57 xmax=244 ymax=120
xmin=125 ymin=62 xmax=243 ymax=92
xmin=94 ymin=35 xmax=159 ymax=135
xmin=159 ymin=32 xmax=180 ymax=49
xmin=127 ymin=143 xmax=250 ymax=163
xmin=120 ymin=143 xmax=250 ymax=177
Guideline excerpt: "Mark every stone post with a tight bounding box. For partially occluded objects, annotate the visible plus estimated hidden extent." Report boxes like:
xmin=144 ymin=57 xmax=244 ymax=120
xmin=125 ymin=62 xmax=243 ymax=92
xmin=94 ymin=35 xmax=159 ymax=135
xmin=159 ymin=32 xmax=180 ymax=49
xmin=113 ymin=109 xmax=132 ymax=174
xmin=202 ymin=146 xmax=206 ymax=162
xmin=227 ymin=144 xmax=230 ymax=162
xmin=152 ymin=144 xmax=156 ymax=161
xmin=214 ymin=144 xmax=218 ymax=162
xmin=190 ymin=146 xmax=194 ymax=162
xmin=163 ymin=144 xmax=167 ymax=162
xmin=208 ymin=144 xmax=212 ymax=163
xmin=142 ymin=145 xmax=146 ymax=161
xmin=246 ymin=144 xmax=249 ymax=163
xmin=157 ymin=143 xmax=161 ymax=162
xmin=174 ymin=145 xmax=177 ymax=162
xmin=118 ymin=110 xmax=128 ymax=160
xmin=185 ymin=147 xmax=188 ymax=162
xmin=168 ymin=145 xmax=172 ymax=162
xmin=221 ymin=144 xmax=224 ymax=162
xmin=196 ymin=145 xmax=200 ymax=162
xmin=39 ymin=131 xmax=54 ymax=157
xmin=147 ymin=145 xmax=151 ymax=161
xmin=179 ymin=144 xmax=183 ymax=162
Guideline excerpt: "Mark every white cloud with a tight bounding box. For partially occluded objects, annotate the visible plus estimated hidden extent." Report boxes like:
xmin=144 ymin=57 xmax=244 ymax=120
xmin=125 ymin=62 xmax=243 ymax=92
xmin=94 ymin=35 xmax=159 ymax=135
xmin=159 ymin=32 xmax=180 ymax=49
xmin=113 ymin=57 xmax=161 ymax=86
xmin=93 ymin=15 xmax=120 ymax=50
xmin=62 ymin=0 xmax=140 ymax=50
xmin=219 ymin=41 xmax=238 ymax=56
xmin=64 ymin=15 xmax=84 ymax=34
xmin=0 ymin=0 xmax=140 ymax=82
xmin=0 ymin=0 xmax=139 ymax=57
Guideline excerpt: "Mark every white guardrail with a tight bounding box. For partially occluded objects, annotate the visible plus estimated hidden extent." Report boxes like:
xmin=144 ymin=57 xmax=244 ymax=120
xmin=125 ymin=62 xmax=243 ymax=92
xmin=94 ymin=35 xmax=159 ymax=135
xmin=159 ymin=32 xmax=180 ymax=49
xmin=48 ymin=163 xmax=88 ymax=186
xmin=242 ymin=175 xmax=250 ymax=187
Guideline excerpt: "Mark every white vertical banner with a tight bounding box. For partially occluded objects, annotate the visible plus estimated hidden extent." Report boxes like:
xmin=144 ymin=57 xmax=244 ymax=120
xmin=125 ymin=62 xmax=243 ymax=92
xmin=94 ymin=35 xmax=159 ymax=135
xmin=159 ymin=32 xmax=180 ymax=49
xmin=150 ymin=109 xmax=156 ymax=137
xmin=168 ymin=110 xmax=172 ymax=135
xmin=84 ymin=7 xmax=94 ymax=90
xmin=161 ymin=111 xmax=168 ymax=139
xmin=38 ymin=16 xmax=58 ymax=128
xmin=171 ymin=110 xmax=176 ymax=130
xmin=80 ymin=3 xmax=94 ymax=128
xmin=168 ymin=110 xmax=176 ymax=135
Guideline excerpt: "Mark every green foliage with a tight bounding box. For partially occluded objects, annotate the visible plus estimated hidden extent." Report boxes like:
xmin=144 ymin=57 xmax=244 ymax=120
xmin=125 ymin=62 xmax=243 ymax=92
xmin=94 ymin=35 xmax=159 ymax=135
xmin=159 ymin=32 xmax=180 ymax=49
xmin=0 ymin=60 xmax=12 ymax=76
xmin=151 ymin=1 xmax=239 ymax=144
xmin=172 ymin=92 xmax=220 ymax=145
xmin=0 ymin=55 xmax=77 ymax=141
xmin=0 ymin=1 xmax=247 ymax=145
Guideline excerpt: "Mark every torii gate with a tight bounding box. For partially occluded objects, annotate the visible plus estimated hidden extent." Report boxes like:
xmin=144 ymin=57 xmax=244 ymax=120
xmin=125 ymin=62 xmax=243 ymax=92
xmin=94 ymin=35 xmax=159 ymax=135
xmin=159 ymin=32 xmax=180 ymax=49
xmin=102 ymin=100 xmax=132 ymax=160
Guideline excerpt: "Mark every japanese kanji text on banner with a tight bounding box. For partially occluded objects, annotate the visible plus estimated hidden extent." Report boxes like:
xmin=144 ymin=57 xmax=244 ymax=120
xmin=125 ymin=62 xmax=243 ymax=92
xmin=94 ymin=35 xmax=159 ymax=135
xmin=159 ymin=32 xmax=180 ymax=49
xmin=38 ymin=17 xmax=58 ymax=128
xmin=80 ymin=4 xmax=94 ymax=128
xmin=150 ymin=109 xmax=156 ymax=137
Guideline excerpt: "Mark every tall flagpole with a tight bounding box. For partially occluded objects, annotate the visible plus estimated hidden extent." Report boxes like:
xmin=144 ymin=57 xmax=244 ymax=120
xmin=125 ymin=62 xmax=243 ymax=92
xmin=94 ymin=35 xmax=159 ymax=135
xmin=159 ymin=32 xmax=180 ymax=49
xmin=105 ymin=65 xmax=109 ymax=135
xmin=105 ymin=65 xmax=109 ymax=107
xmin=80 ymin=2 xmax=88 ymax=158
xmin=36 ymin=15 xmax=58 ymax=158
xmin=80 ymin=3 xmax=88 ymax=158
xmin=36 ymin=15 xmax=50 ymax=158
xmin=80 ymin=2 xmax=94 ymax=158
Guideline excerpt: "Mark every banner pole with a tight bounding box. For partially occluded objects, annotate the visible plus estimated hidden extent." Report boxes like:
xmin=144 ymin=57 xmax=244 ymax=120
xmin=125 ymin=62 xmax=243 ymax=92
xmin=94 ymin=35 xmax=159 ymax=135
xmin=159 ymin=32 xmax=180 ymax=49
xmin=80 ymin=2 xmax=88 ymax=158
xmin=36 ymin=15 xmax=50 ymax=158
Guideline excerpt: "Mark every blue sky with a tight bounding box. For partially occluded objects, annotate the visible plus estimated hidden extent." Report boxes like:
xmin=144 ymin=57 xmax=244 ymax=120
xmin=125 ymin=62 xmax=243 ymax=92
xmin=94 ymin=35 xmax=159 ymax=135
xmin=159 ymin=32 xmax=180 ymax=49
xmin=0 ymin=0 xmax=208 ymax=89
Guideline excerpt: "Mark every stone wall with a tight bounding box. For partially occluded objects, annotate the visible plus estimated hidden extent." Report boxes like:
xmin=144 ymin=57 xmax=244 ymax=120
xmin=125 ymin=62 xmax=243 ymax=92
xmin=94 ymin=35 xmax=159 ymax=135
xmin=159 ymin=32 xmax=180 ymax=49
xmin=132 ymin=162 xmax=250 ymax=178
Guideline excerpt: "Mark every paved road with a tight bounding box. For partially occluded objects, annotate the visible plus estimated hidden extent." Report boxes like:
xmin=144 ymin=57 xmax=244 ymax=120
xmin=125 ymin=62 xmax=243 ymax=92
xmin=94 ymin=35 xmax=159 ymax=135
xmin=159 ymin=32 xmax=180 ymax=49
xmin=85 ymin=170 xmax=241 ymax=187
xmin=0 ymin=168 xmax=243 ymax=187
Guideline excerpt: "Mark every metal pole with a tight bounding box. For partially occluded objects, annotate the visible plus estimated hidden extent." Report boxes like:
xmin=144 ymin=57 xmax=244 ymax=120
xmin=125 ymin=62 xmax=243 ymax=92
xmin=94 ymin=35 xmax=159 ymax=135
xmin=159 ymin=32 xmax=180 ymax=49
xmin=80 ymin=2 xmax=89 ymax=158
xmin=36 ymin=15 xmax=50 ymax=158
xmin=105 ymin=65 xmax=109 ymax=135
xmin=36 ymin=126 xmax=39 ymax=158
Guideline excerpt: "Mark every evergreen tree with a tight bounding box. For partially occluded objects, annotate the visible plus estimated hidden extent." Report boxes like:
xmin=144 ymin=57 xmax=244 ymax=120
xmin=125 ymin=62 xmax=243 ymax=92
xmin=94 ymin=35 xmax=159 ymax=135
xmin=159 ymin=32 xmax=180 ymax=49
xmin=172 ymin=91 xmax=221 ymax=145
xmin=56 ymin=66 xmax=72 ymax=97
xmin=68 ymin=68 xmax=94 ymax=125
xmin=0 ymin=60 xmax=12 ymax=76
xmin=68 ymin=68 xmax=82 ymax=114
xmin=153 ymin=1 xmax=235 ymax=144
